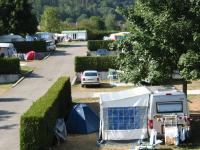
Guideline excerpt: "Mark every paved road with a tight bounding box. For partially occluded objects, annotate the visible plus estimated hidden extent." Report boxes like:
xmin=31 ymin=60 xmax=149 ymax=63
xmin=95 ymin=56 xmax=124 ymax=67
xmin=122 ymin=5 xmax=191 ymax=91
xmin=0 ymin=42 xmax=87 ymax=150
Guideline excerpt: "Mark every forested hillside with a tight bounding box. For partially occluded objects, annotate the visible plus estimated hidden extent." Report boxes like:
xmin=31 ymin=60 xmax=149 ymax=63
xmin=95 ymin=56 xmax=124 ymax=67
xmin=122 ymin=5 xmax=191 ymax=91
xmin=31 ymin=0 xmax=134 ymax=21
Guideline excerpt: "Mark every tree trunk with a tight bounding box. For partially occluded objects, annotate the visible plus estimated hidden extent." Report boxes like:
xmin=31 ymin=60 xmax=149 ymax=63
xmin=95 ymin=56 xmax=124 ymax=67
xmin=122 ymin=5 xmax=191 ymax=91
xmin=183 ymin=79 xmax=187 ymax=98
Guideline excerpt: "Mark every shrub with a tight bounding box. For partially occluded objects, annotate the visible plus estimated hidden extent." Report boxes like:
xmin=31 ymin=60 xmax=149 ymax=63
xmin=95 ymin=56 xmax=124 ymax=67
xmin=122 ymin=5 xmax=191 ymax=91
xmin=20 ymin=76 xmax=72 ymax=150
xmin=75 ymin=56 xmax=118 ymax=72
xmin=87 ymin=30 xmax=115 ymax=40
xmin=13 ymin=41 xmax=47 ymax=53
xmin=87 ymin=40 xmax=113 ymax=51
xmin=0 ymin=57 xmax=20 ymax=74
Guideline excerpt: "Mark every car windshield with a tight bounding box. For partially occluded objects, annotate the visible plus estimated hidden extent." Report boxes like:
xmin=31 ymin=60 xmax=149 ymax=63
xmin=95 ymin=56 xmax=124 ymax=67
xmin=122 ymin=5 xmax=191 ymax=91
xmin=84 ymin=72 xmax=97 ymax=76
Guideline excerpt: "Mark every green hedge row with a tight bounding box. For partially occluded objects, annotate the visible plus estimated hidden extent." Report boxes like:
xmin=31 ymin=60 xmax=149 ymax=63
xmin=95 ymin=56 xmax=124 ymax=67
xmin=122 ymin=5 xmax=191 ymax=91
xmin=87 ymin=40 xmax=113 ymax=51
xmin=0 ymin=57 xmax=20 ymax=74
xmin=20 ymin=76 xmax=72 ymax=150
xmin=75 ymin=56 xmax=118 ymax=72
xmin=13 ymin=41 xmax=47 ymax=53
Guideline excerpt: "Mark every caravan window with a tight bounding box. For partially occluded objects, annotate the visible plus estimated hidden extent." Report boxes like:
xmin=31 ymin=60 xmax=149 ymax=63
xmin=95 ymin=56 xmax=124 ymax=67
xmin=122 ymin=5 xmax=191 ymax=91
xmin=156 ymin=102 xmax=183 ymax=113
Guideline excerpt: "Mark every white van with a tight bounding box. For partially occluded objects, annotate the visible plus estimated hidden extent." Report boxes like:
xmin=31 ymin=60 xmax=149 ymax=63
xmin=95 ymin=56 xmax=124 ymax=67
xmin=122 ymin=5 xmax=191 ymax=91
xmin=0 ymin=43 xmax=17 ymax=57
xmin=147 ymin=86 xmax=190 ymax=138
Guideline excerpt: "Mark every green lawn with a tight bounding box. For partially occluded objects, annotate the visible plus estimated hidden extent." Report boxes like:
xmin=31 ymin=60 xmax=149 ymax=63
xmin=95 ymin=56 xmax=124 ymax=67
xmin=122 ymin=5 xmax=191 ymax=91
xmin=72 ymin=82 xmax=134 ymax=93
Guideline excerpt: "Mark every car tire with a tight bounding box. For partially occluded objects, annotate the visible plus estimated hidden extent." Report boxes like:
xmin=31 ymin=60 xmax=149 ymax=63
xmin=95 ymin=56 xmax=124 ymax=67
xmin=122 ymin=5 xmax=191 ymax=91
xmin=81 ymin=84 xmax=84 ymax=88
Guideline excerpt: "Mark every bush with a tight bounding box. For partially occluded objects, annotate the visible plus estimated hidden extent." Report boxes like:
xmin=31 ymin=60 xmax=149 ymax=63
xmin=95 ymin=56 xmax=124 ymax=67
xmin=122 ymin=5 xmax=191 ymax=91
xmin=13 ymin=41 xmax=47 ymax=53
xmin=0 ymin=57 xmax=20 ymax=74
xmin=87 ymin=30 xmax=115 ymax=40
xmin=75 ymin=56 xmax=118 ymax=72
xmin=20 ymin=76 xmax=72 ymax=150
xmin=87 ymin=40 xmax=113 ymax=51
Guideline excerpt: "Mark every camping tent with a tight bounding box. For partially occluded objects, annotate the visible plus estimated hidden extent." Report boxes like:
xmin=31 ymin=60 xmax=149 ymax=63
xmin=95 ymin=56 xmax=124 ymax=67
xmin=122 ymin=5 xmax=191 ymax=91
xmin=66 ymin=104 xmax=99 ymax=134
xmin=99 ymin=87 xmax=151 ymax=141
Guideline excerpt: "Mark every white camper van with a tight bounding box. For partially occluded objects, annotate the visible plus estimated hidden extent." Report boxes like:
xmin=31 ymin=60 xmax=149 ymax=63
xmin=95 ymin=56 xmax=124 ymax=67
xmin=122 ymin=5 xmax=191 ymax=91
xmin=147 ymin=86 xmax=190 ymax=138
xmin=0 ymin=43 xmax=17 ymax=57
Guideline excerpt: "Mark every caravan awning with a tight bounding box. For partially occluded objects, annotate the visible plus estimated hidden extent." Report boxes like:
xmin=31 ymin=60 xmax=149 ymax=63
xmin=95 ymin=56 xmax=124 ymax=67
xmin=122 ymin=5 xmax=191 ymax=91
xmin=100 ymin=87 xmax=151 ymax=107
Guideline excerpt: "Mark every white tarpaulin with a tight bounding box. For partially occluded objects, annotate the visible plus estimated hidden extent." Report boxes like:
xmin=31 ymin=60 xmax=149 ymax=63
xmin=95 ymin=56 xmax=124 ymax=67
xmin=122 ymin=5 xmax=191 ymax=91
xmin=99 ymin=87 xmax=151 ymax=141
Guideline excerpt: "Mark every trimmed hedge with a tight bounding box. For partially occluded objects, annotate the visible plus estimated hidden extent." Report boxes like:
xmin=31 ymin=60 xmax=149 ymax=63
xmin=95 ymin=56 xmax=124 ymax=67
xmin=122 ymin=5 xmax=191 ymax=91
xmin=75 ymin=56 xmax=118 ymax=72
xmin=87 ymin=40 xmax=113 ymax=51
xmin=13 ymin=41 xmax=47 ymax=53
xmin=20 ymin=76 xmax=72 ymax=150
xmin=0 ymin=57 xmax=20 ymax=74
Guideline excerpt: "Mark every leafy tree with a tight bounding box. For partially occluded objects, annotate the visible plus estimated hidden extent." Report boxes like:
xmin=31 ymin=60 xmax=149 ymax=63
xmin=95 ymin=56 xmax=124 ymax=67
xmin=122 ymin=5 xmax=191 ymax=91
xmin=65 ymin=18 xmax=74 ymax=23
xmin=40 ymin=7 xmax=62 ymax=33
xmin=113 ymin=0 xmax=200 ymax=84
xmin=77 ymin=14 xmax=89 ymax=22
xmin=78 ymin=16 xmax=105 ymax=30
xmin=14 ymin=0 xmax=38 ymax=34
xmin=178 ymin=51 xmax=200 ymax=80
xmin=31 ymin=0 xmax=134 ymax=22
xmin=105 ymin=14 xmax=118 ymax=30
xmin=89 ymin=16 xmax=105 ymax=30
xmin=0 ymin=0 xmax=38 ymax=35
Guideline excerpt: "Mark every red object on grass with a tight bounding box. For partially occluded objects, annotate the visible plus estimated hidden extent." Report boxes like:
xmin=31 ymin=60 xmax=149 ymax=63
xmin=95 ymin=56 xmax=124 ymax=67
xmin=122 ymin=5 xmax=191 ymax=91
xmin=26 ymin=51 xmax=35 ymax=60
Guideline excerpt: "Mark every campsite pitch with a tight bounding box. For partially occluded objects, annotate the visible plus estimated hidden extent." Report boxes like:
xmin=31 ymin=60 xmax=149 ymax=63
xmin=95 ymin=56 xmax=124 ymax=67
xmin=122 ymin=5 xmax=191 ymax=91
xmin=55 ymin=95 xmax=200 ymax=150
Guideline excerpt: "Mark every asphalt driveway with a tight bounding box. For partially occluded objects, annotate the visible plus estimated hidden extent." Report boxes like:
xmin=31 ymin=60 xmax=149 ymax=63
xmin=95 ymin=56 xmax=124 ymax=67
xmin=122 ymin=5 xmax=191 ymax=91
xmin=0 ymin=42 xmax=87 ymax=150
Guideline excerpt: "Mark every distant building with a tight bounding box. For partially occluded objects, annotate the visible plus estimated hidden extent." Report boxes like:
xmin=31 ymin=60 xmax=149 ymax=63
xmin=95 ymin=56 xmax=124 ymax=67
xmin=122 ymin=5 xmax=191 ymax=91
xmin=61 ymin=30 xmax=87 ymax=41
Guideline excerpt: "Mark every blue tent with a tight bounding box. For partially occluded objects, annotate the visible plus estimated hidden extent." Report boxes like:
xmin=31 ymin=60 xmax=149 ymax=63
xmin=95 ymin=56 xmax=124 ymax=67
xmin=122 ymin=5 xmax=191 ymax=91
xmin=66 ymin=104 xmax=99 ymax=134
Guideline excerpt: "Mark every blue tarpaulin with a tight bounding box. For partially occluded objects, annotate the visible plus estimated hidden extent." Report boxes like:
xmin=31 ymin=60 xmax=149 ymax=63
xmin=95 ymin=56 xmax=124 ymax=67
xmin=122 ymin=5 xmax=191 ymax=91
xmin=66 ymin=104 xmax=99 ymax=134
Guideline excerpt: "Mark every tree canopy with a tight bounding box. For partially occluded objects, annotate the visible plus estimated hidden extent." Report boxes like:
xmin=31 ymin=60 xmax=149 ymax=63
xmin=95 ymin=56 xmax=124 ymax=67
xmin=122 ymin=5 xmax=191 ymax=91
xmin=0 ymin=0 xmax=38 ymax=35
xmin=30 ymin=0 xmax=134 ymax=22
xmin=40 ymin=7 xmax=63 ymax=33
xmin=114 ymin=0 xmax=200 ymax=84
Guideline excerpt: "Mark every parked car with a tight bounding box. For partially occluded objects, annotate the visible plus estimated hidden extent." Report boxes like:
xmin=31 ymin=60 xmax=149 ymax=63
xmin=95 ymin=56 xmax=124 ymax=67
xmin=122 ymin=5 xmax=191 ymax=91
xmin=81 ymin=70 xmax=100 ymax=87
xmin=96 ymin=49 xmax=109 ymax=56
xmin=46 ymin=41 xmax=56 ymax=51
xmin=35 ymin=32 xmax=55 ymax=44
xmin=0 ymin=43 xmax=17 ymax=57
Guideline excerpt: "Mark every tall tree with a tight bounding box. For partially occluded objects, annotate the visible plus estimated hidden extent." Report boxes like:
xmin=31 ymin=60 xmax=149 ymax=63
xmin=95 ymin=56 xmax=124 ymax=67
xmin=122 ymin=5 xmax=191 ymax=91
xmin=105 ymin=14 xmax=117 ymax=30
xmin=39 ymin=7 xmax=62 ymax=33
xmin=114 ymin=0 xmax=200 ymax=84
xmin=0 ymin=0 xmax=38 ymax=35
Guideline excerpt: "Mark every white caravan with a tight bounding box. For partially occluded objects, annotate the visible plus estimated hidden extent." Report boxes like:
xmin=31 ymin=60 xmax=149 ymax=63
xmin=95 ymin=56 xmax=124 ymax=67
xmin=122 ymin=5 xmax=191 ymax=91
xmin=0 ymin=43 xmax=17 ymax=57
xmin=147 ymin=86 xmax=190 ymax=138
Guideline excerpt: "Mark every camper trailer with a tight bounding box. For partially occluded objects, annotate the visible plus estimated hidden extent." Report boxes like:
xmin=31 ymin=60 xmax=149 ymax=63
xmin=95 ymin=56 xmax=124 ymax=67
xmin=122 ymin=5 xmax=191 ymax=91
xmin=0 ymin=43 xmax=17 ymax=57
xmin=99 ymin=86 xmax=190 ymax=142
xmin=147 ymin=86 xmax=190 ymax=137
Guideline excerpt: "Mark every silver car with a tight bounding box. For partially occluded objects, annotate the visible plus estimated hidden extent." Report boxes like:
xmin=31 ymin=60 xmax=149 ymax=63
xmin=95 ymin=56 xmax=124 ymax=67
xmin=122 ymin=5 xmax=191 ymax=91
xmin=81 ymin=70 xmax=100 ymax=87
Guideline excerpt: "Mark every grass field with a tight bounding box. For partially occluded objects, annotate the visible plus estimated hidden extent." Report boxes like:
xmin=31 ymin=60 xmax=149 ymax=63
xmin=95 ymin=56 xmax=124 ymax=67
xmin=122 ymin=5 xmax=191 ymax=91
xmin=72 ymin=82 xmax=134 ymax=93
